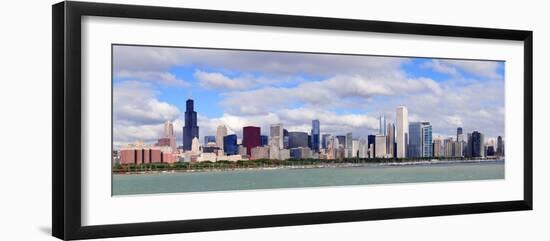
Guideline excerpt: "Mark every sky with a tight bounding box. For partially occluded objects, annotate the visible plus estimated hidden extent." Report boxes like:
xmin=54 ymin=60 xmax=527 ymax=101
xmin=112 ymin=45 xmax=505 ymax=147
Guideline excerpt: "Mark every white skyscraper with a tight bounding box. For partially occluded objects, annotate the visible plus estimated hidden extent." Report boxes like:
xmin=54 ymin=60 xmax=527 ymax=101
xmin=191 ymin=137 xmax=200 ymax=154
xmin=327 ymin=136 xmax=339 ymax=160
xmin=444 ymin=137 xmax=454 ymax=157
xmin=164 ymin=120 xmax=174 ymax=137
xmin=379 ymin=115 xmax=386 ymax=135
xmin=346 ymin=132 xmax=353 ymax=158
xmin=270 ymin=123 xmax=284 ymax=149
xmin=375 ymin=135 xmax=387 ymax=158
xmin=386 ymin=122 xmax=395 ymax=158
xmin=456 ymin=130 xmax=465 ymax=157
xmin=358 ymin=138 xmax=368 ymax=158
xmin=164 ymin=120 xmax=176 ymax=153
xmin=433 ymin=138 xmax=444 ymax=157
xmin=216 ymin=125 xmax=227 ymax=151
xmin=396 ymin=106 xmax=409 ymax=158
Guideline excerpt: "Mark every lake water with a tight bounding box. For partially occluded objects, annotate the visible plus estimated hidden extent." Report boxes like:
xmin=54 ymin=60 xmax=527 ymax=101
xmin=112 ymin=160 xmax=504 ymax=195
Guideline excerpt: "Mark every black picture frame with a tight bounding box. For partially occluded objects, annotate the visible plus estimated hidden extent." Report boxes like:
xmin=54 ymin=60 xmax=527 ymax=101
xmin=52 ymin=1 xmax=533 ymax=240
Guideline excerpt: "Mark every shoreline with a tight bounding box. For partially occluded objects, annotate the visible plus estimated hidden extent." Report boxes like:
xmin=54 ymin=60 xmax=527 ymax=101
xmin=113 ymin=159 xmax=504 ymax=175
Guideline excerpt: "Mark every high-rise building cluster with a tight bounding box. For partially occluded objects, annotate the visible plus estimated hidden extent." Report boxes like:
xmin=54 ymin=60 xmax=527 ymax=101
xmin=115 ymin=99 xmax=505 ymax=164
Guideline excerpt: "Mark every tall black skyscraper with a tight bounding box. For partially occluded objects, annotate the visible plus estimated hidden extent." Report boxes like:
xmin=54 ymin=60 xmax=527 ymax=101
xmin=457 ymin=127 xmax=463 ymax=140
xmin=182 ymin=99 xmax=199 ymax=151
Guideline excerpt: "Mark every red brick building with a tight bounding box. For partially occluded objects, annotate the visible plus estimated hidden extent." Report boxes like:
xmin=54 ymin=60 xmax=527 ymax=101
xmin=119 ymin=146 xmax=177 ymax=164
xmin=242 ymin=126 xmax=261 ymax=156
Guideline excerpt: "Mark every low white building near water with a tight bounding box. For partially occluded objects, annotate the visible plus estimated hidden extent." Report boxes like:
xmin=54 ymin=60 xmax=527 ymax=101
xmin=217 ymin=154 xmax=245 ymax=162
xmin=251 ymin=146 xmax=269 ymax=160
xmin=198 ymin=152 xmax=217 ymax=162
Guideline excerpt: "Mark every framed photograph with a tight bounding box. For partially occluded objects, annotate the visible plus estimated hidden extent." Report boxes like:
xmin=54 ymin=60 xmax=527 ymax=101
xmin=52 ymin=1 xmax=533 ymax=240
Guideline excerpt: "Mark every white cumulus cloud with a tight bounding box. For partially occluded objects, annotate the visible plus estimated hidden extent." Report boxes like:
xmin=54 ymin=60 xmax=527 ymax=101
xmin=115 ymin=70 xmax=190 ymax=87
xmin=113 ymin=81 xmax=181 ymax=144
xmin=423 ymin=59 xmax=502 ymax=80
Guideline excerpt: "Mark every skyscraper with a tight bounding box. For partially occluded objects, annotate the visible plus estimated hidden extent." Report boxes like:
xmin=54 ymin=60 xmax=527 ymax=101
xmin=465 ymin=133 xmax=472 ymax=157
xmin=386 ymin=122 xmax=395 ymax=158
xmin=321 ymin=134 xmax=331 ymax=149
xmin=374 ymin=135 xmax=387 ymax=158
xmin=223 ymin=134 xmax=238 ymax=155
xmin=288 ymin=132 xmax=309 ymax=148
xmin=242 ymin=126 xmax=261 ymax=156
xmin=497 ymin=136 xmax=504 ymax=156
xmin=164 ymin=120 xmax=176 ymax=153
xmin=311 ymin=120 xmax=320 ymax=152
xmin=327 ymin=136 xmax=337 ymax=160
xmin=191 ymin=137 xmax=200 ymax=154
xmin=358 ymin=138 xmax=368 ymax=158
xmin=421 ymin=122 xmax=432 ymax=157
xmin=433 ymin=138 xmax=443 ymax=157
xmin=379 ymin=115 xmax=386 ymax=135
xmin=283 ymin=129 xmax=289 ymax=149
xmin=336 ymin=135 xmax=346 ymax=149
xmin=182 ymin=99 xmax=199 ymax=151
xmin=456 ymin=127 xmax=465 ymax=157
xmin=472 ymin=131 xmax=485 ymax=158
xmin=268 ymin=137 xmax=281 ymax=160
xmin=409 ymin=122 xmax=433 ymax=158
xmin=346 ymin=132 xmax=353 ymax=158
xmin=270 ymin=124 xmax=284 ymax=149
xmin=367 ymin=135 xmax=376 ymax=158
xmin=396 ymin=106 xmax=409 ymax=158
xmin=216 ymin=125 xmax=227 ymax=151
xmin=408 ymin=122 xmax=422 ymax=158
xmin=466 ymin=131 xmax=485 ymax=157
xmin=444 ymin=137 xmax=454 ymax=157
xmin=164 ymin=120 xmax=174 ymax=136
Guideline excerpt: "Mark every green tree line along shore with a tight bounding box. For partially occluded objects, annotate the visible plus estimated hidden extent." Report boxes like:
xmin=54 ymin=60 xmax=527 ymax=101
xmin=112 ymin=157 xmax=500 ymax=174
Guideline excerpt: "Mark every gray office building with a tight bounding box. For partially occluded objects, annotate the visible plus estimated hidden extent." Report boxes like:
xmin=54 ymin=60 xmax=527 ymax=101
xmin=288 ymin=131 xmax=309 ymax=149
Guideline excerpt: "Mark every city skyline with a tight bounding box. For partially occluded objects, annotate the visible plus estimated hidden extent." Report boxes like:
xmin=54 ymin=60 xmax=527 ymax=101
xmin=120 ymin=98 xmax=502 ymax=160
xmin=113 ymin=45 xmax=505 ymax=148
